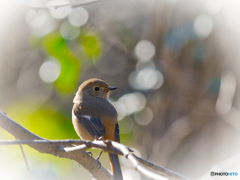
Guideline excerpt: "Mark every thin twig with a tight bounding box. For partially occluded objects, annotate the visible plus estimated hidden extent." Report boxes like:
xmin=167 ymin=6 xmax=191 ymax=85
xmin=16 ymin=0 xmax=112 ymax=9
xmin=0 ymin=112 xmax=113 ymax=180
xmin=19 ymin=144 xmax=32 ymax=180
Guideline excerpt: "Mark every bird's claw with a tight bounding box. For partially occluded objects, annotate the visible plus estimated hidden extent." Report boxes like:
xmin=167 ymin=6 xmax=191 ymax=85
xmin=98 ymin=136 xmax=105 ymax=141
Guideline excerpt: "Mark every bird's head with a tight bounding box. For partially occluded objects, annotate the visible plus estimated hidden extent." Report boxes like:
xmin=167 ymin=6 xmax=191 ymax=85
xmin=73 ymin=78 xmax=117 ymax=103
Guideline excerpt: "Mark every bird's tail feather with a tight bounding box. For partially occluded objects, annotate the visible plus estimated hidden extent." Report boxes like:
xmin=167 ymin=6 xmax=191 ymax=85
xmin=108 ymin=153 xmax=123 ymax=180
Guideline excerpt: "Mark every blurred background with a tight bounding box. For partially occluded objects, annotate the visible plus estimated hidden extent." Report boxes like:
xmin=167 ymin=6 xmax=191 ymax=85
xmin=1 ymin=0 xmax=240 ymax=179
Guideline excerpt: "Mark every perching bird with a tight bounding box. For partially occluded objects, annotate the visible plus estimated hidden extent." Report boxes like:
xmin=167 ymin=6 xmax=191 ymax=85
xmin=72 ymin=78 xmax=123 ymax=180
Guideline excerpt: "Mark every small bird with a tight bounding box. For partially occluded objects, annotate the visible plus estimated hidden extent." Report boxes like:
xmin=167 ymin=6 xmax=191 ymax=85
xmin=72 ymin=78 xmax=123 ymax=180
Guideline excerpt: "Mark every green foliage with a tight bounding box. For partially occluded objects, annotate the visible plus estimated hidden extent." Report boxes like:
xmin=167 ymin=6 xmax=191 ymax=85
xmin=28 ymin=109 xmax=77 ymax=139
xmin=6 ymin=101 xmax=78 ymax=140
xmin=42 ymin=33 xmax=80 ymax=93
xmin=80 ymin=34 xmax=101 ymax=60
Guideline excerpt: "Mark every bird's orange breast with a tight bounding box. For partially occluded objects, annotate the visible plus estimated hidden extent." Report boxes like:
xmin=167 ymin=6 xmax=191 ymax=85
xmin=101 ymin=117 xmax=116 ymax=141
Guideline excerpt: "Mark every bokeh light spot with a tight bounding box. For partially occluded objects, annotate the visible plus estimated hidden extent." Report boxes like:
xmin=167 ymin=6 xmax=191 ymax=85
xmin=26 ymin=9 xmax=38 ymax=25
xmin=193 ymin=14 xmax=213 ymax=38
xmin=29 ymin=13 xmax=56 ymax=37
xmin=134 ymin=40 xmax=155 ymax=62
xmin=39 ymin=58 xmax=61 ymax=83
xmin=113 ymin=101 xmax=126 ymax=120
xmin=118 ymin=92 xmax=146 ymax=116
xmin=60 ymin=21 xmax=80 ymax=40
xmin=134 ymin=107 xmax=153 ymax=125
xmin=68 ymin=7 xmax=89 ymax=27
xmin=129 ymin=65 xmax=164 ymax=90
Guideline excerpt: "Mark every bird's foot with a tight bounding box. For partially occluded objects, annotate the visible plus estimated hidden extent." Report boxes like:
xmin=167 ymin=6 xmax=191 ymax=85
xmin=102 ymin=139 xmax=112 ymax=149
xmin=97 ymin=136 xmax=105 ymax=141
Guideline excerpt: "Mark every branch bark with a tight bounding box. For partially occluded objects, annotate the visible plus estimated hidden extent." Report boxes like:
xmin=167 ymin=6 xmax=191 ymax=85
xmin=0 ymin=112 xmax=113 ymax=180
xmin=18 ymin=0 xmax=110 ymax=9
xmin=0 ymin=112 xmax=191 ymax=180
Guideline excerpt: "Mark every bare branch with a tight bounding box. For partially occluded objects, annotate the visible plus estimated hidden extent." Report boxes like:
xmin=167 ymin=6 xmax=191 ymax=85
xmin=0 ymin=112 xmax=113 ymax=180
xmin=0 ymin=140 xmax=124 ymax=155
xmin=135 ymin=156 xmax=191 ymax=180
xmin=0 ymin=139 xmax=191 ymax=180
xmin=0 ymin=112 xmax=191 ymax=180
xmin=19 ymin=143 xmax=32 ymax=180
xmin=15 ymin=0 xmax=111 ymax=9
xmin=110 ymin=141 xmax=168 ymax=180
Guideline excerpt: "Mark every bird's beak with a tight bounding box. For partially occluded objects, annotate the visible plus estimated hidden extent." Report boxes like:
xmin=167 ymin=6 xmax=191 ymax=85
xmin=108 ymin=86 xmax=117 ymax=91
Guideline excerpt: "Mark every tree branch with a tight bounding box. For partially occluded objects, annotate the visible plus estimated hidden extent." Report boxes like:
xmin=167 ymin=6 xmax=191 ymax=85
xmin=0 ymin=112 xmax=113 ymax=180
xmin=0 ymin=112 xmax=191 ymax=180
xmin=16 ymin=0 xmax=111 ymax=9
xmin=135 ymin=156 xmax=191 ymax=180
xmin=0 ymin=139 xmax=124 ymax=155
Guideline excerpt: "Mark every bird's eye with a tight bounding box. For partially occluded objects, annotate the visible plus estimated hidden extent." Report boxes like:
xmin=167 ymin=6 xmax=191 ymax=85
xmin=94 ymin=87 xmax=100 ymax=91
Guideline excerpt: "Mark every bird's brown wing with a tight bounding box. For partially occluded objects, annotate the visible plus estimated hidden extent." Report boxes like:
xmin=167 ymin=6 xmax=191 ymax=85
xmin=114 ymin=123 xmax=120 ymax=143
xmin=74 ymin=111 xmax=106 ymax=139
